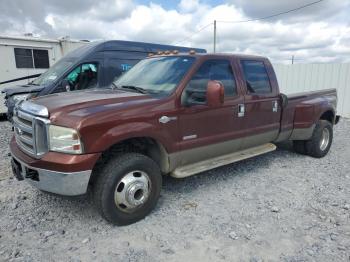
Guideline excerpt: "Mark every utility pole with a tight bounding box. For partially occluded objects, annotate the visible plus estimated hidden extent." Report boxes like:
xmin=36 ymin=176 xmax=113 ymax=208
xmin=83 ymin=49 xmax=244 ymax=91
xmin=291 ymin=55 xmax=294 ymax=65
xmin=213 ymin=20 xmax=217 ymax=53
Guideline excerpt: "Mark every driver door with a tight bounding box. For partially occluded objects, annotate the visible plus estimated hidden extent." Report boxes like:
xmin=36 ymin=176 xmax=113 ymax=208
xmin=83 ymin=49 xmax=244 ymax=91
xmin=178 ymin=59 xmax=244 ymax=166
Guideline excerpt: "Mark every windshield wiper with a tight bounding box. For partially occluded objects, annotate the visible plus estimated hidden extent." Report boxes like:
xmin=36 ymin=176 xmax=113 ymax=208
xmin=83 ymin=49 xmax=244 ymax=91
xmin=121 ymin=85 xmax=148 ymax=94
xmin=113 ymin=84 xmax=148 ymax=94
xmin=110 ymin=82 xmax=119 ymax=90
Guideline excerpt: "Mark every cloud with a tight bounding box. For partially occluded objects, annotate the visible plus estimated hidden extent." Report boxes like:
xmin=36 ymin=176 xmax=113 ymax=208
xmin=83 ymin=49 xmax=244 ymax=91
xmin=0 ymin=0 xmax=349 ymax=63
xmin=88 ymin=0 xmax=135 ymax=21
xmin=178 ymin=0 xmax=200 ymax=13
xmin=226 ymin=0 xmax=349 ymax=23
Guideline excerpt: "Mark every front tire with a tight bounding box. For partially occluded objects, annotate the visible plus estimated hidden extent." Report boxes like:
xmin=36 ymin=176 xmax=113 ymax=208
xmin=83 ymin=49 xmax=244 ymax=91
xmin=305 ymin=120 xmax=333 ymax=158
xmin=93 ymin=153 xmax=162 ymax=225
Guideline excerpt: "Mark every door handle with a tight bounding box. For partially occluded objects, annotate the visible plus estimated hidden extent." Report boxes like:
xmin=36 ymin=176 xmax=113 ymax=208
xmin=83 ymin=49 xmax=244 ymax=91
xmin=272 ymin=100 xmax=278 ymax=112
xmin=159 ymin=115 xmax=177 ymax=124
xmin=238 ymin=104 xmax=245 ymax=117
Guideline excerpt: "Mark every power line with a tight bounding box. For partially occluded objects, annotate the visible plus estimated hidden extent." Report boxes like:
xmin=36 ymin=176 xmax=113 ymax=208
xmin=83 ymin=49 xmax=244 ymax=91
xmin=174 ymin=22 xmax=213 ymax=45
xmin=175 ymin=0 xmax=325 ymax=47
xmin=217 ymin=0 xmax=325 ymax=23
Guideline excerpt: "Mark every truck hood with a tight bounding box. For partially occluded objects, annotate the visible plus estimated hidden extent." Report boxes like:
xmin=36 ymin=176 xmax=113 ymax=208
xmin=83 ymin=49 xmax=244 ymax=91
xmin=32 ymin=88 xmax=157 ymax=124
xmin=4 ymin=84 xmax=44 ymax=96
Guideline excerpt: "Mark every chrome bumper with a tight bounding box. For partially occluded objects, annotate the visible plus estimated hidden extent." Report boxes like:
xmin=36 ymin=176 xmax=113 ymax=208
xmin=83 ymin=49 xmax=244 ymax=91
xmin=11 ymin=154 xmax=92 ymax=196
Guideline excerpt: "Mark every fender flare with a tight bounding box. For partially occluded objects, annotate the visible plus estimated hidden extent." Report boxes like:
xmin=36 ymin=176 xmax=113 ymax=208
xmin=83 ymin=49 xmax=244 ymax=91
xmin=87 ymin=121 xmax=172 ymax=154
xmin=316 ymin=108 xmax=335 ymax=124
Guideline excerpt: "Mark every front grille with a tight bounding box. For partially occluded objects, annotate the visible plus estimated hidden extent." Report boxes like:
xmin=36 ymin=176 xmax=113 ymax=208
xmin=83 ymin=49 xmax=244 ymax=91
xmin=13 ymin=101 xmax=50 ymax=158
xmin=13 ymin=110 xmax=35 ymax=155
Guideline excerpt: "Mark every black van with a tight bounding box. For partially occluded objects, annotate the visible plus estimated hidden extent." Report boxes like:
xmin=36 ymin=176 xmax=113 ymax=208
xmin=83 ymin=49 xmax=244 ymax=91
xmin=4 ymin=40 xmax=206 ymax=119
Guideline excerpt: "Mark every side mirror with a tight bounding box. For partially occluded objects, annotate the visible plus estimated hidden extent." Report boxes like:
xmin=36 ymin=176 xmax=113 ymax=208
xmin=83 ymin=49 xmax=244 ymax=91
xmin=207 ymin=80 xmax=224 ymax=107
xmin=61 ymin=79 xmax=71 ymax=92
xmin=280 ymin=93 xmax=288 ymax=108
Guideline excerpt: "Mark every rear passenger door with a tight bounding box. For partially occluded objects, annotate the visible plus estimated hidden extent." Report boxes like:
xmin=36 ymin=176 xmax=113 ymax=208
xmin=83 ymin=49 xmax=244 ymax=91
xmin=239 ymin=60 xmax=280 ymax=149
xmin=178 ymin=59 xmax=244 ymax=166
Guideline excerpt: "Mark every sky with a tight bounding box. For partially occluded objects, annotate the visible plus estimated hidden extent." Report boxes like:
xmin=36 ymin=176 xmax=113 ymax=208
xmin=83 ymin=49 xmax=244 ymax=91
xmin=0 ymin=0 xmax=349 ymax=63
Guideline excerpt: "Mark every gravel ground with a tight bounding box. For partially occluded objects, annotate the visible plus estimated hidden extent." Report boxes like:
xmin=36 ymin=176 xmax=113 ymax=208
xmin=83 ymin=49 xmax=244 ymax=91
xmin=0 ymin=118 xmax=349 ymax=262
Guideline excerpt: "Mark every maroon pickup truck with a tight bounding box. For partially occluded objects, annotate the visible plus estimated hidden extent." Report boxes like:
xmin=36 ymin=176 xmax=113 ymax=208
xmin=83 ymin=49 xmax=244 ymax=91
xmin=10 ymin=52 xmax=339 ymax=225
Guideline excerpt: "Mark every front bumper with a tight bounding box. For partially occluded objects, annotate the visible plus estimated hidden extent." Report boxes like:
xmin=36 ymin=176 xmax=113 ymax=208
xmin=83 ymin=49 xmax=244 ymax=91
xmin=10 ymin=138 xmax=100 ymax=196
xmin=11 ymin=155 xmax=91 ymax=196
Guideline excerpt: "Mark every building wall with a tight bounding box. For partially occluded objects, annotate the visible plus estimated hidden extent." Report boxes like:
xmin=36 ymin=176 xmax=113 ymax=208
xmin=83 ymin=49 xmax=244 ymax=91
xmin=273 ymin=63 xmax=350 ymax=118
xmin=0 ymin=36 xmax=86 ymax=90
xmin=59 ymin=40 xmax=87 ymax=57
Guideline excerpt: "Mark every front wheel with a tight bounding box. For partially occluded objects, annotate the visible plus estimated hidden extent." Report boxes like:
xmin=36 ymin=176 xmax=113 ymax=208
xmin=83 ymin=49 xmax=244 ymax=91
xmin=93 ymin=153 xmax=162 ymax=225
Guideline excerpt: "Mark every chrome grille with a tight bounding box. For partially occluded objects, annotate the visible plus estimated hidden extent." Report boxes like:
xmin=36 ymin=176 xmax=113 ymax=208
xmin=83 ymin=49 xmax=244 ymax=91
xmin=13 ymin=101 xmax=50 ymax=158
xmin=13 ymin=110 xmax=35 ymax=156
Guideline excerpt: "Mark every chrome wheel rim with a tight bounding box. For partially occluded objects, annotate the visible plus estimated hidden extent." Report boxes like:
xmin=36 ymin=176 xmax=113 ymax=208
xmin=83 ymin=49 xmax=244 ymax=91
xmin=319 ymin=128 xmax=330 ymax=151
xmin=114 ymin=171 xmax=151 ymax=213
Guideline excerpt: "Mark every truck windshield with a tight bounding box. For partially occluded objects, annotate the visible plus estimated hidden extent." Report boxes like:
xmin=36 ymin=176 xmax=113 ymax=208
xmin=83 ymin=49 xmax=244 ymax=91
xmin=31 ymin=60 xmax=74 ymax=86
xmin=113 ymin=56 xmax=195 ymax=96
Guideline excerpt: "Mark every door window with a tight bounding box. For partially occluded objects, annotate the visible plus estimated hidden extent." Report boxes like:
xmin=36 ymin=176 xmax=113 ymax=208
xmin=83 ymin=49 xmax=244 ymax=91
xmin=182 ymin=59 xmax=236 ymax=105
xmin=241 ymin=60 xmax=272 ymax=94
xmin=64 ymin=63 xmax=98 ymax=91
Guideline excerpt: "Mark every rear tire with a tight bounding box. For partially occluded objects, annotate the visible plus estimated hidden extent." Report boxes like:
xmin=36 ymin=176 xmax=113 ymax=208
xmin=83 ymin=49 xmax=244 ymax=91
xmin=93 ymin=153 xmax=162 ymax=226
xmin=305 ymin=120 xmax=333 ymax=158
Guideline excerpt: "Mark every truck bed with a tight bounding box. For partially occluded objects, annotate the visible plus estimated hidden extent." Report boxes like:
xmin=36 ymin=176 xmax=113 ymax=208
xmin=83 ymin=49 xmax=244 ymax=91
xmin=279 ymin=88 xmax=337 ymax=141
xmin=286 ymin=88 xmax=337 ymax=101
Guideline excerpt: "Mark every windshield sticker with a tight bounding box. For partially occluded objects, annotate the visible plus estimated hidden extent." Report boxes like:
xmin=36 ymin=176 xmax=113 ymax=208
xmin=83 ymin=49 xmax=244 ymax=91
xmin=121 ymin=64 xmax=132 ymax=72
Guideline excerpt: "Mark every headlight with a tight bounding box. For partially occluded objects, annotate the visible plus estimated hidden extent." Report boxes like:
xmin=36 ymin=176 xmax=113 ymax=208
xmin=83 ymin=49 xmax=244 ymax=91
xmin=49 ymin=125 xmax=83 ymax=154
xmin=13 ymin=93 xmax=31 ymax=102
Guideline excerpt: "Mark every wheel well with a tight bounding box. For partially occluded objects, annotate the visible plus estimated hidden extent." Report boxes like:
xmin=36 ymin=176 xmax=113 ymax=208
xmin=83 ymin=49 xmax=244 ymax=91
xmin=320 ymin=110 xmax=334 ymax=124
xmin=89 ymin=137 xmax=168 ymax=185
xmin=106 ymin=137 xmax=163 ymax=162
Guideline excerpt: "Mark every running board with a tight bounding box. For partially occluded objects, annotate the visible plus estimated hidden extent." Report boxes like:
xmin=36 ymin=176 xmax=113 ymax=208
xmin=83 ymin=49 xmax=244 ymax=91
xmin=171 ymin=143 xmax=276 ymax=178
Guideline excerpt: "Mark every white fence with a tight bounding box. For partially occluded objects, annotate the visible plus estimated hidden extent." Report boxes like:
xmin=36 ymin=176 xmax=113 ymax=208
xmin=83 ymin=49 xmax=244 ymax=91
xmin=273 ymin=63 xmax=350 ymax=118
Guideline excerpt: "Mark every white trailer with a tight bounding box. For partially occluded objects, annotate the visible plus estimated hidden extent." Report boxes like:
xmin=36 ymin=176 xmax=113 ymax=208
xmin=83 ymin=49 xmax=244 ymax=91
xmin=0 ymin=35 xmax=87 ymax=114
